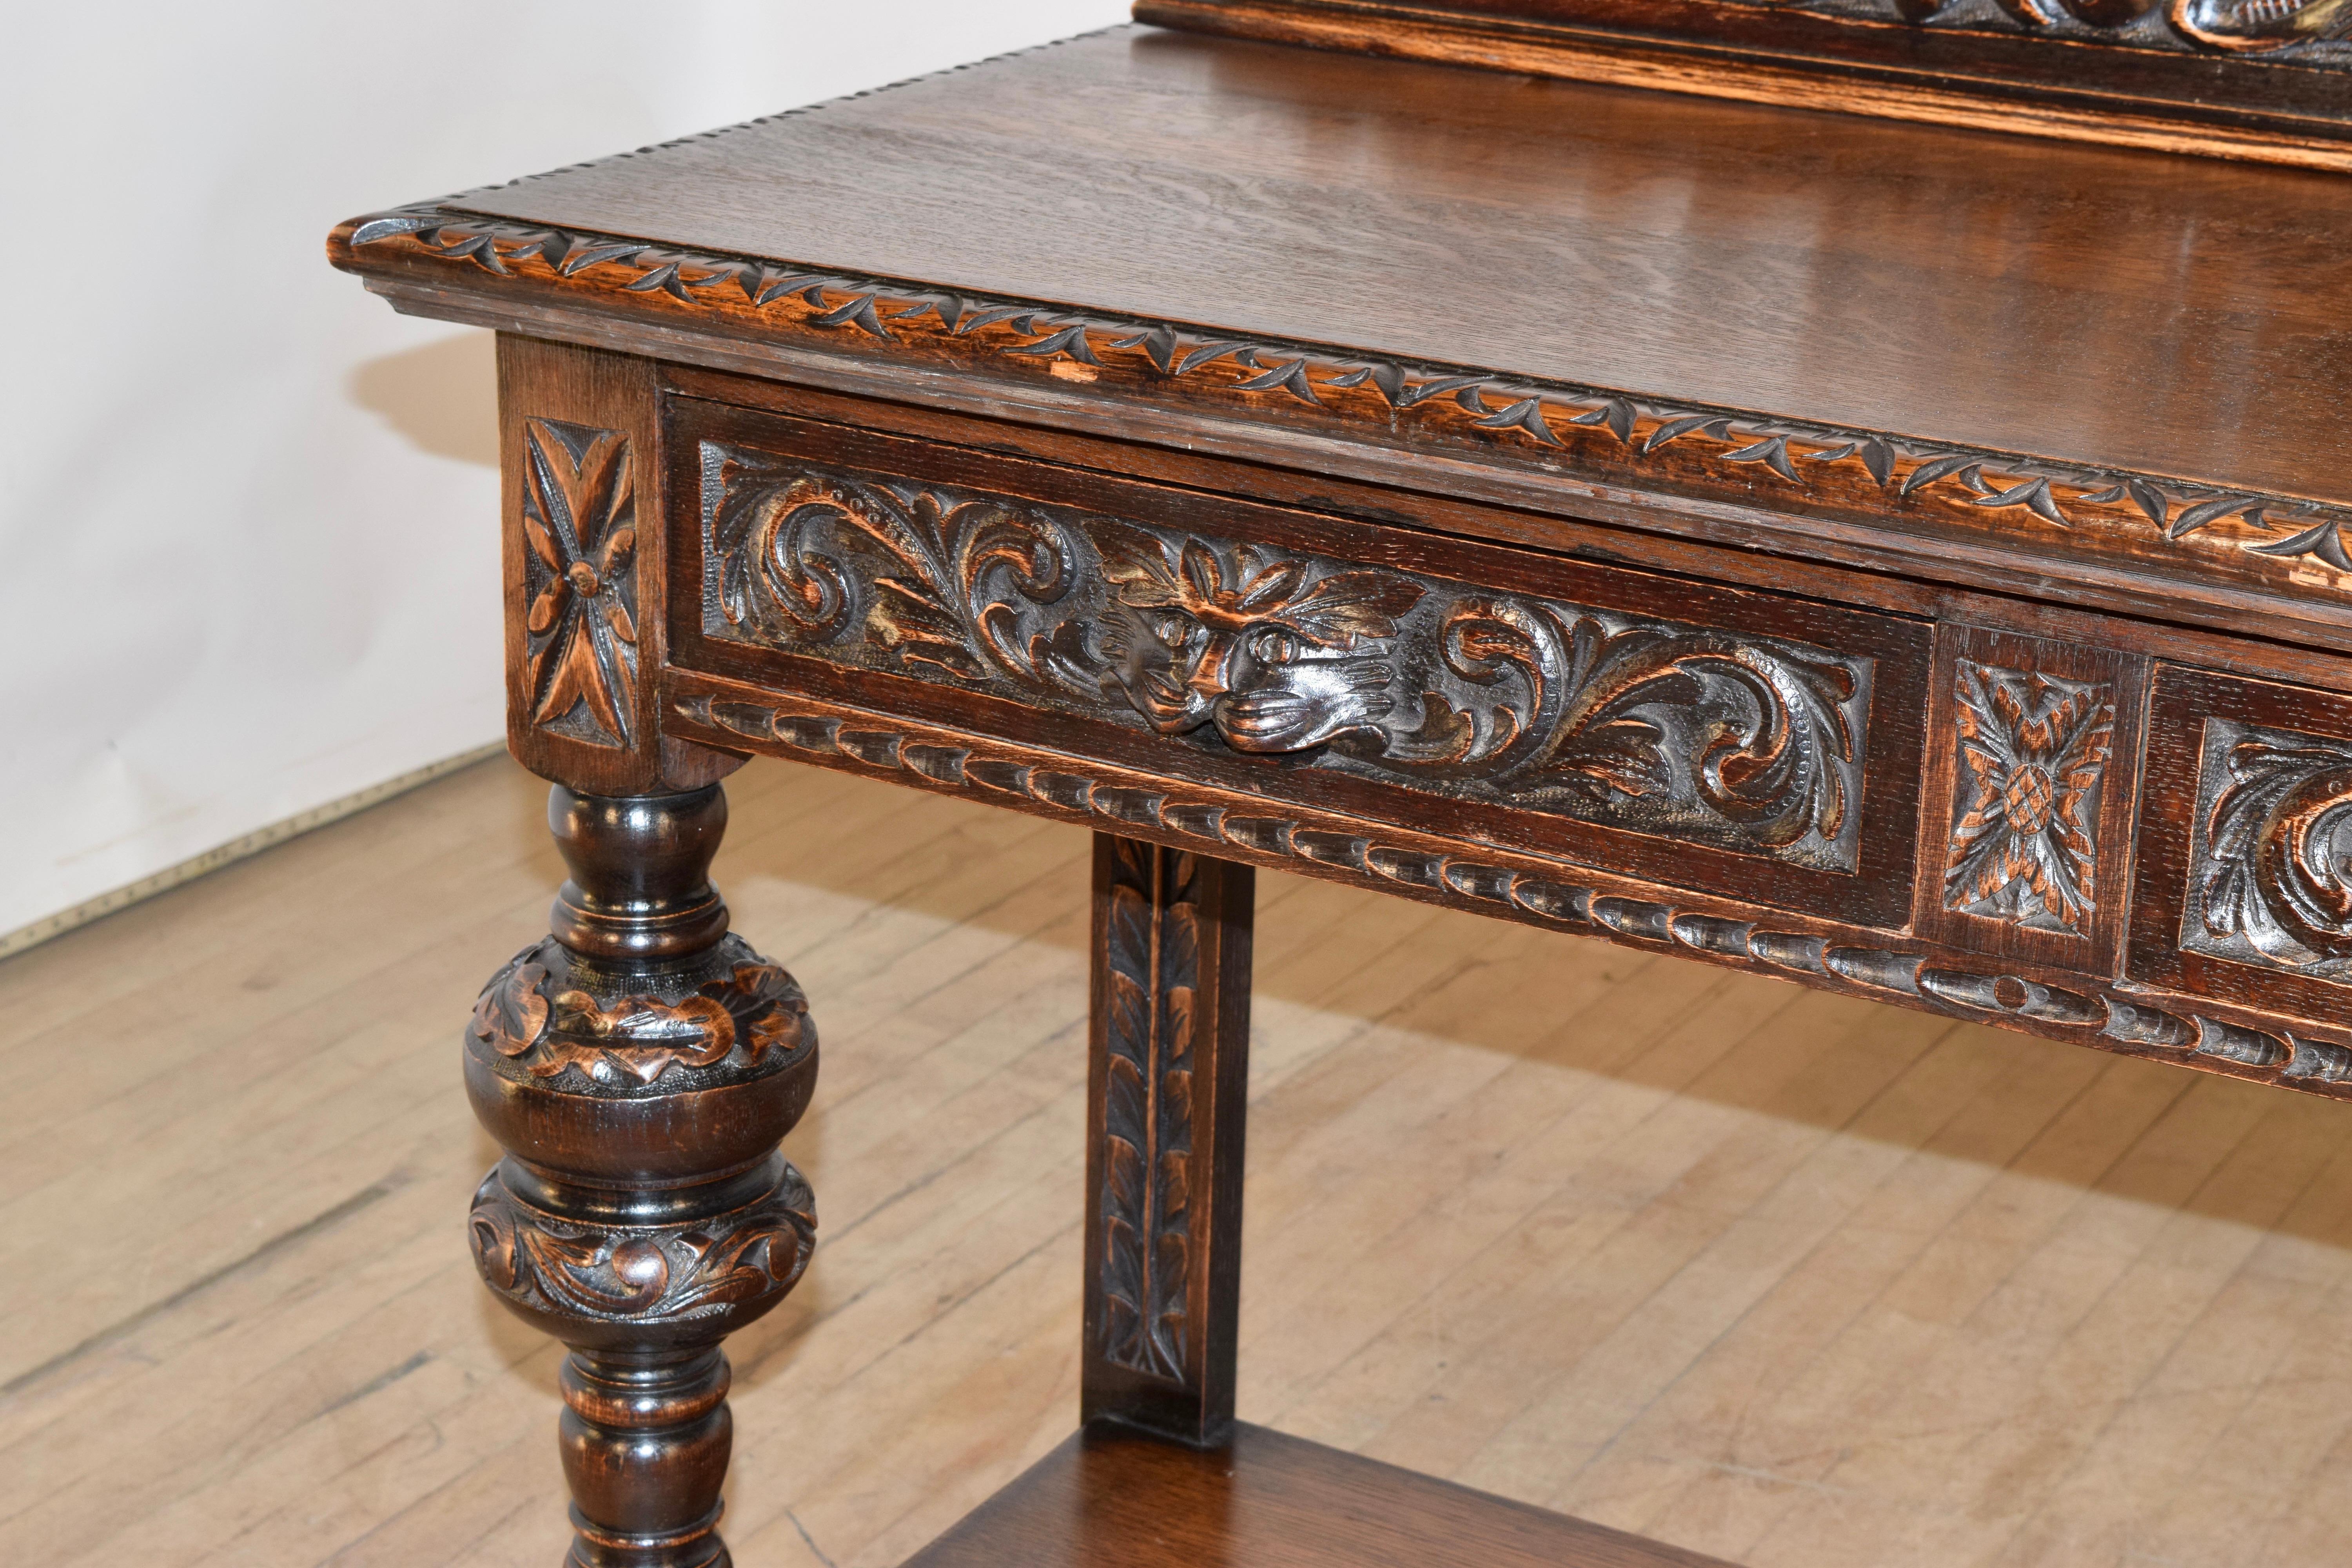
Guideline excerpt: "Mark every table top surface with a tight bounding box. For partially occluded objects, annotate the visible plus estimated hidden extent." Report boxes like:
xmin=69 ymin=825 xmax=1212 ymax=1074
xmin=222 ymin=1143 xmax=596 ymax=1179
xmin=447 ymin=24 xmax=2352 ymax=504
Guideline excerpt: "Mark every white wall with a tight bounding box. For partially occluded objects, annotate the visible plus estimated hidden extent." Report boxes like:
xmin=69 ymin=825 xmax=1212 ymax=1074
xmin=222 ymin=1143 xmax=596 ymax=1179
xmin=0 ymin=1 xmax=1133 ymax=940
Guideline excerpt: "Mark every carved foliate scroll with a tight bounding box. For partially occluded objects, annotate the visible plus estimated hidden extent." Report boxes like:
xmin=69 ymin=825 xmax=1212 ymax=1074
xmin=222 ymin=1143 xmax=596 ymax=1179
xmin=1944 ymin=662 xmax=2115 ymax=934
xmin=522 ymin=417 xmax=638 ymax=747
xmin=702 ymin=450 xmax=1875 ymax=871
xmin=1096 ymin=838 xmax=1201 ymax=1383
xmin=2187 ymin=718 xmax=2352 ymax=981
xmin=1755 ymin=0 xmax=2349 ymax=53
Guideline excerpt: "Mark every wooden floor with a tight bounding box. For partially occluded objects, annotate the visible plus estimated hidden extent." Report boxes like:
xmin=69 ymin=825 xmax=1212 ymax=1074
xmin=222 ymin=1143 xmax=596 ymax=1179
xmin=9 ymin=755 xmax=2352 ymax=1568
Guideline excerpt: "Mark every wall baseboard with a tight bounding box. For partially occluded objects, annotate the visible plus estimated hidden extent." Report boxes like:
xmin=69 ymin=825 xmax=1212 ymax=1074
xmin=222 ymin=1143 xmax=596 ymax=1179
xmin=0 ymin=741 xmax=509 ymax=964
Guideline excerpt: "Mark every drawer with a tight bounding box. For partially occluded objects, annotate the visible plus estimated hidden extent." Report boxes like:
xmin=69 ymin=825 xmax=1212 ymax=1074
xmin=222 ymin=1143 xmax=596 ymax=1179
xmin=664 ymin=397 xmax=1932 ymax=926
xmin=2131 ymin=664 xmax=2352 ymax=1020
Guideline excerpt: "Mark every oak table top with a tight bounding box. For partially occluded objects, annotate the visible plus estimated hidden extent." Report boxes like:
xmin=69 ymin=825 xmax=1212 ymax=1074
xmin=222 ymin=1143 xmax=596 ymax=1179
xmin=450 ymin=25 xmax=2352 ymax=500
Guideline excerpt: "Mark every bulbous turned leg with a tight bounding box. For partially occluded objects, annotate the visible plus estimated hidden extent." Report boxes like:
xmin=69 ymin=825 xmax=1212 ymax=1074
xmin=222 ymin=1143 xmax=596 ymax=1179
xmin=464 ymin=783 xmax=817 ymax=1568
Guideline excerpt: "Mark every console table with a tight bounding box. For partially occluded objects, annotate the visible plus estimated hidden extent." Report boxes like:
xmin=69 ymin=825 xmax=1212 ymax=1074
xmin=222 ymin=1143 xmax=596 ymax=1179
xmin=330 ymin=6 xmax=2352 ymax=1564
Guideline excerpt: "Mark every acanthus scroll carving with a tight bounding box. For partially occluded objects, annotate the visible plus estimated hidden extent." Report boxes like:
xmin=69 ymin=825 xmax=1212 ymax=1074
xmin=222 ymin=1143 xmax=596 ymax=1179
xmin=471 ymin=935 xmax=812 ymax=1089
xmin=2190 ymin=720 xmax=2352 ymax=980
xmin=1097 ymin=839 xmax=1197 ymax=1383
xmin=705 ymin=451 xmax=1871 ymax=871
xmin=1944 ymin=662 xmax=2114 ymax=934
xmin=1775 ymin=0 xmax=2352 ymax=54
xmin=470 ymin=1166 xmax=815 ymax=1326
xmin=521 ymin=417 xmax=638 ymax=748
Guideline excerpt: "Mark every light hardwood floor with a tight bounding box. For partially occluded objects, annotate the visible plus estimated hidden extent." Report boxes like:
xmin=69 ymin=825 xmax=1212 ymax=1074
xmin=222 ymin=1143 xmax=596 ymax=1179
xmin=7 ymin=754 xmax=2352 ymax=1567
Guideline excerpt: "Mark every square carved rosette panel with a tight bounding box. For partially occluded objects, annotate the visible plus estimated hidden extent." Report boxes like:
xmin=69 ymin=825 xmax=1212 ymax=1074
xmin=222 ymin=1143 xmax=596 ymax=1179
xmin=662 ymin=396 xmax=1932 ymax=927
xmin=2133 ymin=664 xmax=2352 ymax=1030
xmin=1913 ymin=625 xmax=2150 ymax=974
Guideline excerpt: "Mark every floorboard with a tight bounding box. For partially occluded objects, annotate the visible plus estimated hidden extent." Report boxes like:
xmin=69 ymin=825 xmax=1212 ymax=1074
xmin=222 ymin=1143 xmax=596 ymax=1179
xmin=5 ymin=753 xmax=2352 ymax=1567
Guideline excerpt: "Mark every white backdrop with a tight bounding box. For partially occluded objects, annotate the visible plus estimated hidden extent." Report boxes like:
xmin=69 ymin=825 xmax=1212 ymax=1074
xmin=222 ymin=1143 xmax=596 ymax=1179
xmin=0 ymin=1 xmax=1132 ymax=942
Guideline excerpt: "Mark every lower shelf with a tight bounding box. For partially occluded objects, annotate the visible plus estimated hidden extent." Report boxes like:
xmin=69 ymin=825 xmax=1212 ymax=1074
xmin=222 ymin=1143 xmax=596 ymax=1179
xmin=900 ymin=1418 xmax=1739 ymax=1568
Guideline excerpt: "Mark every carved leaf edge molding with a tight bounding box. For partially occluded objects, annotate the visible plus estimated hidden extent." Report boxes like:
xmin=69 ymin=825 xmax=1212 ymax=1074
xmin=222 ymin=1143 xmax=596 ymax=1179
xmin=672 ymin=689 xmax=2352 ymax=1095
xmin=341 ymin=209 xmax=2352 ymax=590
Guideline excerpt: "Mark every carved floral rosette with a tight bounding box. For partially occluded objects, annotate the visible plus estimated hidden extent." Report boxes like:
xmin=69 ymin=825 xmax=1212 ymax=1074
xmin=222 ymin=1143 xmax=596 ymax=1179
xmin=470 ymin=935 xmax=813 ymax=1090
xmin=702 ymin=450 xmax=1874 ymax=872
xmin=470 ymin=1163 xmax=816 ymax=1330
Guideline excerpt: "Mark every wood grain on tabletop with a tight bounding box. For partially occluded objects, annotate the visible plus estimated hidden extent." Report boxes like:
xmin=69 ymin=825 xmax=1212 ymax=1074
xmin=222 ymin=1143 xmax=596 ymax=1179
xmin=8 ymin=753 xmax=2352 ymax=1566
xmin=449 ymin=25 xmax=2352 ymax=501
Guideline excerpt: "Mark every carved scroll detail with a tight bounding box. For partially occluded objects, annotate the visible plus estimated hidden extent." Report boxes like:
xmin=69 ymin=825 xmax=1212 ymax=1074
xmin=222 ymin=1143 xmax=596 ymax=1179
xmin=521 ymin=417 xmax=638 ymax=747
xmin=470 ymin=1166 xmax=815 ymax=1325
xmin=1096 ymin=841 xmax=1199 ymax=1383
xmin=1944 ymin=662 xmax=2114 ymax=934
xmin=2191 ymin=722 xmax=2352 ymax=979
xmin=1777 ymin=0 xmax=2350 ymax=53
xmin=471 ymin=936 xmax=811 ymax=1089
xmin=704 ymin=453 xmax=1871 ymax=871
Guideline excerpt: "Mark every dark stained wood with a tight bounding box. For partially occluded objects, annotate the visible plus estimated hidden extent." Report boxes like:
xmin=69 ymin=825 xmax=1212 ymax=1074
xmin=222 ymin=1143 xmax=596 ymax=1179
xmin=660 ymin=396 xmax=1931 ymax=930
xmin=464 ymin=783 xmax=819 ymax=1567
xmin=330 ymin=31 xmax=2352 ymax=656
xmin=498 ymin=335 xmax=744 ymax=796
xmin=323 ymin=17 xmax=2352 ymax=1566
xmin=663 ymin=670 xmax=2352 ymax=1098
xmin=1139 ymin=0 xmax=2352 ymax=170
xmin=659 ymin=367 xmax=2352 ymax=693
xmin=1909 ymin=623 xmax=2150 ymax=978
xmin=900 ymin=1419 xmax=1740 ymax=1568
xmin=1082 ymin=839 xmax=1255 ymax=1445
xmin=2130 ymin=663 xmax=2352 ymax=1056
xmin=423 ymin=28 xmax=2352 ymax=506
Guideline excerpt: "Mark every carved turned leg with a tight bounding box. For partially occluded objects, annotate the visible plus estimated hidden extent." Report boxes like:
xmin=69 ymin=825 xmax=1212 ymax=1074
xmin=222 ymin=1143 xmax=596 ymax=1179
xmin=465 ymin=784 xmax=817 ymax=1568
xmin=1081 ymin=833 xmax=1254 ymax=1446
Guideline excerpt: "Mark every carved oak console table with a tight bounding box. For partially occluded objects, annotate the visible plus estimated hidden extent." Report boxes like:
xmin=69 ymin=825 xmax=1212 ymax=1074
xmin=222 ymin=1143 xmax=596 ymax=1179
xmin=332 ymin=6 xmax=2352 ymax=1564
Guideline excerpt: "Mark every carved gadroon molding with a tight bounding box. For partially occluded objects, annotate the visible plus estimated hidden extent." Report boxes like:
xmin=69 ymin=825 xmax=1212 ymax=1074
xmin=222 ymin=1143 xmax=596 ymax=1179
xmin=702 ymin=452 xmax=1870 ymax=872
xmin=1097 ymin=838 xmax=1199 ymax=1384
xmin=521 ymin=416 xmax=639 ymax=748
xmin=2191 ymin=720 xmax=2352 ymax=981
xmin=472 ymin=936 xmax=811 ymax=1090
xmin=470 ymin=1164 xmax=816 ymax=1327
xmin=1944 ymin=662 xmax=2115 ymax=935
xmin=673 ymin=689 xmax=2352 ymax=1094
xmin=1779 ymin=0 xmax=2352 ymax=53
xmin=340 ymin=214 xmax=2352 ymax=591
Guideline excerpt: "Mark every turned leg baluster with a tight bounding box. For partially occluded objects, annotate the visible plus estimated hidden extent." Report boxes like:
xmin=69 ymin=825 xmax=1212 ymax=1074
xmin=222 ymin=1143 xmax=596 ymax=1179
xmin=464 ymin=783 xmax=818 ymax=1568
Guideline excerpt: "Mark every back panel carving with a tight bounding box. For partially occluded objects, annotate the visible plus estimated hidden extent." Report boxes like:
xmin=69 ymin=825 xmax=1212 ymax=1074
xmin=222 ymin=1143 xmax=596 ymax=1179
xmin=697 ymin=444 xmax=1875 ymax=872
xmin=1650 ymin=0 xmax=2347 ymax=57
xmin=1143 ymin=0 xmax=2352 ymax=172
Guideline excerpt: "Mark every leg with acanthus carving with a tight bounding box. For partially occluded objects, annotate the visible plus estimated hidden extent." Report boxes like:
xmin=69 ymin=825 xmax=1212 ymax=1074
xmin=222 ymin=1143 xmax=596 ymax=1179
xmin=463 ymin=782 xmax=817 ymax=1568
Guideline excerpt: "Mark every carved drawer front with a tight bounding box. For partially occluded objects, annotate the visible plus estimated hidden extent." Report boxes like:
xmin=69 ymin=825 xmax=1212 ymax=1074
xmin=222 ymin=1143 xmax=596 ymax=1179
xmin=665 ymin=399 xmax=1932 ymax=925
xmin=2131 ymin=664 xmax=2352 ymax=1023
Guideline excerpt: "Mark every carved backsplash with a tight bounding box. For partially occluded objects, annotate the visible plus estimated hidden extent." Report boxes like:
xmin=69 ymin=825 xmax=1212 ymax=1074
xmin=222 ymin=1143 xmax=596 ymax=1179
xmin=700 ymin=446 xmax=1875 ymax=872
xmin=1775 ymin=0 xmax=2352 ymax=57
